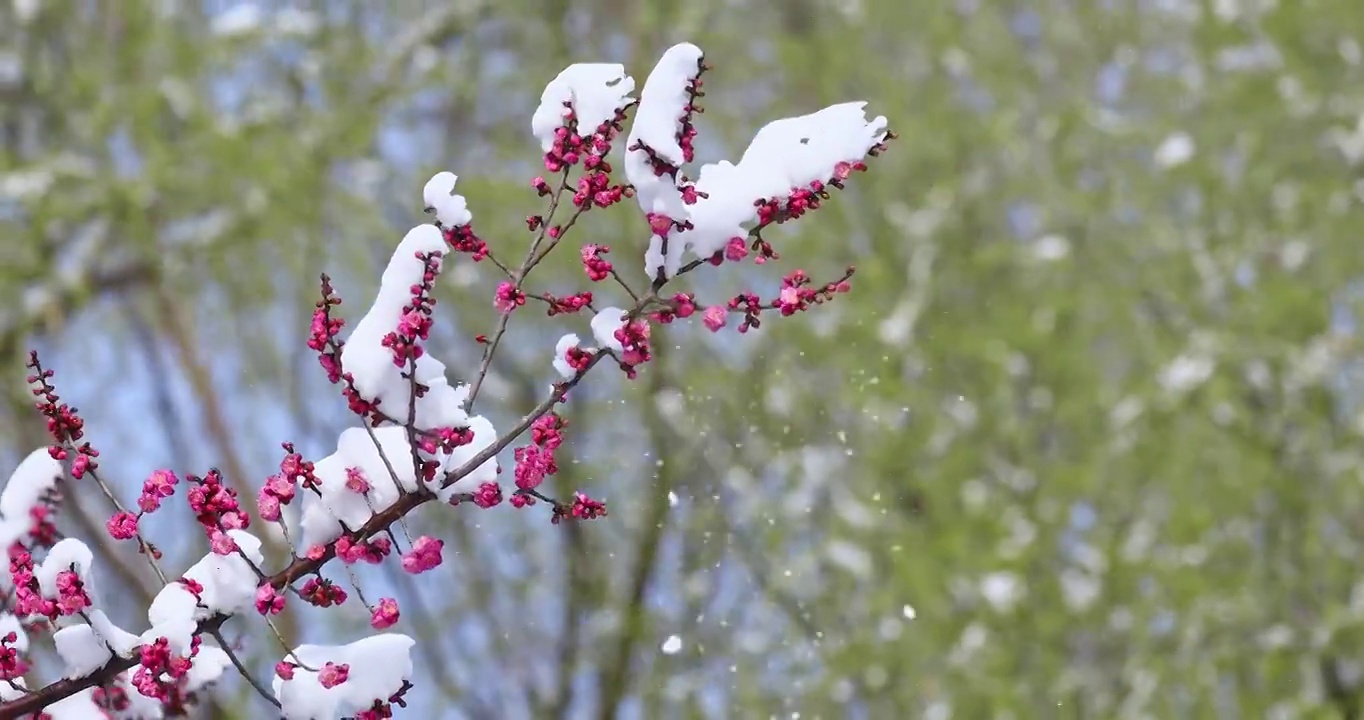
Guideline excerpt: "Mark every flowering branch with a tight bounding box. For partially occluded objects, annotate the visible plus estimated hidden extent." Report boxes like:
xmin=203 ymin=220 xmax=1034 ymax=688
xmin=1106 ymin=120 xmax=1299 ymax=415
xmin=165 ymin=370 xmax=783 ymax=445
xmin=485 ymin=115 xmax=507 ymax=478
xmin=0 ymin=41 xmax=889 ymax=719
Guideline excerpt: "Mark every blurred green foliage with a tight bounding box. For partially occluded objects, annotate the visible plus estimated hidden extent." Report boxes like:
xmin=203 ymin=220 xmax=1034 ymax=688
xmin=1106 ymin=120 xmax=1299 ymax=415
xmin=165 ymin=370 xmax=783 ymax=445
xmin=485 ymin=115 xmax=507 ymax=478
xmin=6 ymin=0 xmax=1364 ymax=718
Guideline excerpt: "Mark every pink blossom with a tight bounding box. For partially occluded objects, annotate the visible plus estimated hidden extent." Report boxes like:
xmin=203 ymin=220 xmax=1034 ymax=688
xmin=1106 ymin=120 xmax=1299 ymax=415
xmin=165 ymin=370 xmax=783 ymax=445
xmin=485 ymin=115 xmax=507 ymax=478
xmin=106 ymin=511 xmax=139 ymax=540
xmin=138 ymin=469 xmax=178 ymax=512
xmin=671 ymin=293 xmax=696 ymax=319
xmin=494 ymin=281 xmax=526 ymax=313
xmin=318 ymin=662 xmax=349 ymax=689
xmin=344 ymin=466 xmax=370 ymax=494
xmin=401 ymin=536 xmax=444 ymax=575
xmin=256 ymin=491 xmax=281 ymax=522
xmin=370 ymin=597 xmax=400 ymax=629
xmin=54 ymin=570 xmax=90 ymax=615
xmin=300 ymin=578 xmax=348 ymax=608
xmin=702 ymin=306 xmax=727 ymax=332
xmin=263 ymin=472 xmax=297 ymax=501
xmin=725 ymin=237 xmax=748 ymax=262
xmin=514 ymin=445 xmax=556 ymax=491
xmin=647 ymin=212 xmax=675 ymax=236
xmin=209 ymin=531 xmax=237 ymax=556
xmin=473 ymin=482 xmax=503 ymax=508
xmin=581 ymin=245 xmax=614 ymax=282
xmin=254 ymin=584 xmax=286 ymax=616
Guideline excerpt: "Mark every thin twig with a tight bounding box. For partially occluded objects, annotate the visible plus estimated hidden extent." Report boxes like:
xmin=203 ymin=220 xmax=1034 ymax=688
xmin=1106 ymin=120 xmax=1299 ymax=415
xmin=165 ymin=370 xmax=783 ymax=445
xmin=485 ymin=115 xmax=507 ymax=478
xmin=66 ymin=463 xmax=168 ymax=586
xmin=466 ymin=171 xmax=572 ymax=410
xmin=208 ymin=628 xmax=281 ymax=709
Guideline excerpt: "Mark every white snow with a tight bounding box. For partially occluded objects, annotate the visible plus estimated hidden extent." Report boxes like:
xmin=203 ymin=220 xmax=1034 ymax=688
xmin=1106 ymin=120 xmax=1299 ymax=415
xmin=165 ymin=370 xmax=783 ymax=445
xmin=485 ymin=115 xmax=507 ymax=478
xmin=680 ymin=103 xmax=888 ymax=268
xmin=628 ymin=43 xmax=704 ymax=167
xmin=272 ymin=634 xmax=415 ymax=720
xmin=54 ymin=624 xmax=113 ymax=679
xmin=300 ymin=426 xmax=419 ymax=549
xmin=116 ymin=671 xmax=166 ymax=717
xmin=185 ymin=645 xmax=233 ymax=691
xmin=145 ymin=583 xmax=202 ymax=656
xmin=339 ymin=224 xmax=472 ymax=434
xmin=183 ymin=530 xmax=263 ymax=613
xmin=421 ymin=172 xmax=472 ymax=228
xmin=552 ymin=333 xmax=581 ymax=379
xmin=0 ymin=612 xmax=27 ymax=652
xmin=299 ymin=417 xmax=500 ymax=548
xmin=40 ymin=688 xmax=102 ymax=719
xmin=1154 ymin=131 xmax=1195 ymax=169
xmin=0 ymin=447 xmax=62 ymax=548
xmin=35 ymin=538 xmax=94 ymax=600
xmin=144 ymin=530 xmax=265 ymax=655
xmin=53 ymin=609 xmax=152 ymax=681
xmin=624 ymin=44 xmax=707 ymax=279
xmin=531 ymin=64 xmax=636 ymax=152
xmin=615 ymin=42 xmax=889 ymax=280
xmin=590 ymin=307 xmax=627 ymax=352
xmin=442 ymin=416 xmax=500 ymax=493
xmin=645 ymin=99 xmax=886 ymax=279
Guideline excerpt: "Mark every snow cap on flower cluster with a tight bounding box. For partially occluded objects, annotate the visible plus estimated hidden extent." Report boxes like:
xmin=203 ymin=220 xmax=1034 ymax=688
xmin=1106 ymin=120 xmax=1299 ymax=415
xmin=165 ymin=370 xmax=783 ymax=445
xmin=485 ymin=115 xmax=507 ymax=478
xmin=552 ymin=333 xmax=581 ymax=379
xmin=421 ymin=171 xmax=472 ymax=228
xmin=0 ymin=447 xmax=62 ymax=548
xmin=296 ymin=418 xmax=498 ymax=549
xmin=272 ymin=634 xmax=415 ymax=719
xmin=624 ymin=43 xmax=888 ymax=280
xmin=35 ymin=538 xmax=95 ymax=600
xmin=629 ymin=43 xmax=703 ymax=168
xmin=625 ymin=42 xmax=704 ymax=230
xmin=590 ymin=307 xmax=628 ymax=352
xmin=339 ymin=224 xmax=471 ymax=432
xmin=145 ymin=530 xmax=265 ymax=654
xmin=531 ymin=63 xmax=636 ymax=152
xmin=0 ymin=612 xmax=27 ymax=664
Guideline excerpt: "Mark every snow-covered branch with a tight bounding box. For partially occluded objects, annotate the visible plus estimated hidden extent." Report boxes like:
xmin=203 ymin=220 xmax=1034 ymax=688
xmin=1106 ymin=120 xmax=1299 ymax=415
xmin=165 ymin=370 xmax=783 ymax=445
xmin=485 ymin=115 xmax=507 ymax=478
xmin=0 ymin=41 xmax=890 ymax=719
